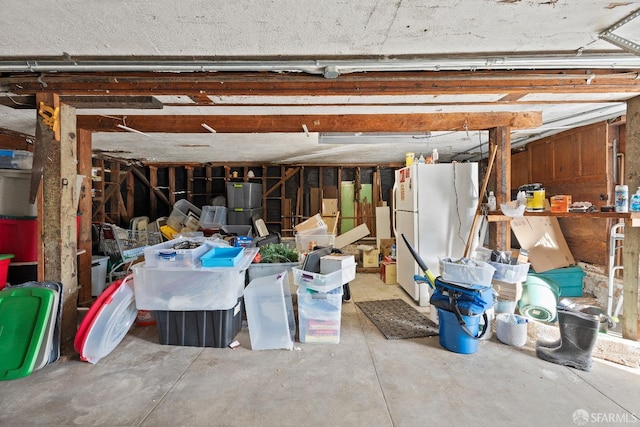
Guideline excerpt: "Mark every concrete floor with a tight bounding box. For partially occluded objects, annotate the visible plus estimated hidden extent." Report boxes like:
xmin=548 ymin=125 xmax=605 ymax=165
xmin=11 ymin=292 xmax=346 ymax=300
xmin=1 ymin=273 xmax=640 ymax=427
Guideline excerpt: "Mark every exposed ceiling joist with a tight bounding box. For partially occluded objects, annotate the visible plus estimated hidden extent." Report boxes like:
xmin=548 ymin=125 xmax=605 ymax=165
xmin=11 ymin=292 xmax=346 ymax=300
xmin=5 ymin=70 xmax=640 ymax=98
xmin=77 ymin=112 xmax=542 ymax=133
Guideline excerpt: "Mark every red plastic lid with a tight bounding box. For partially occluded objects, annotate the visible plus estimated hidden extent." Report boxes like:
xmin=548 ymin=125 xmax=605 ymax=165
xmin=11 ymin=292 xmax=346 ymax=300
xmin=74 ymin=278 xmax=123 ymax=354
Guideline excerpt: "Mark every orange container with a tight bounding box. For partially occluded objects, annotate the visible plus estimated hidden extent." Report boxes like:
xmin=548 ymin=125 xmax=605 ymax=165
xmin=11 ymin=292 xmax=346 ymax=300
xmin=550 ymin=195 xmax=572 ymax=212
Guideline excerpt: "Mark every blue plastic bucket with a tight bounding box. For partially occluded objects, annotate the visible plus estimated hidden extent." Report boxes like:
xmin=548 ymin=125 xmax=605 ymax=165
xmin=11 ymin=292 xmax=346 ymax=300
xmin=437 ymin=308 xmax=481 ymax=354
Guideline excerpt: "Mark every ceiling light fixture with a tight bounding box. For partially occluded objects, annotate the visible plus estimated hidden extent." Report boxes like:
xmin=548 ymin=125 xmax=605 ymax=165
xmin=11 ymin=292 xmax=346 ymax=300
xmin=201 ymin=123 xmax=216 ymax=133
xmin=318 ymin=132 xmax=441 ymax=144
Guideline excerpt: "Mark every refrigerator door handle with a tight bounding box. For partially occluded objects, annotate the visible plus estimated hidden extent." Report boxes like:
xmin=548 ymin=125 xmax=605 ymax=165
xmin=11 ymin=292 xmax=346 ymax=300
xmin=391 ymin=180 xmax=398 ymax=237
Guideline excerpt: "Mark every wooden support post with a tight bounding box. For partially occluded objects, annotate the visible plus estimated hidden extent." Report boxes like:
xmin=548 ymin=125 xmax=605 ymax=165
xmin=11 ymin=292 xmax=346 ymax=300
xmin=168 ymin=167 xmax=176 ymax=206
xmin=489 ymin=127 xmax=511 ymax=251
xmin=126 ymin=169 xmax=135 ymax=222
xmin=623 ymin=96 xmax=640 ymax=340
xmin=41 ymin=101 xmax=79 ymax=346
xmin=205 ymin=165 xmax=213 ymax=202
xmin=186 ymin=166 xmax=194 ymax=202
xmin=149 ymin=166 xmax=158 ymax=218
xmin=110 ymin=162 xmax=121 ymax=224
xmin=77 ymin=129 xmax=93 ymax=304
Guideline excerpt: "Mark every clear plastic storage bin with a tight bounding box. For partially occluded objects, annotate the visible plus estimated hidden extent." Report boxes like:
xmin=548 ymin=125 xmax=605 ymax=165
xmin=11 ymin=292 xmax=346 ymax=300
xmin=199 ymin=205 xmax=227 ymax=229
xmin=244 ymin=272 xmax=296 ymax=350
xmin=166 ymin=199 xmax=202 ymax=232
xmin=248 ymin=262 xmax=301 ymax=287
xmin=295 ymin=231 xmax=335 ymax=252
xmin=132 ymin=247 xmax=258 ymax=311
xmin=0 ymin=169 xmax=37 ymax=217
xmin=439 ymin=258 xmax=496 ymax=286
xmin=143 ymin=237 xmax=213 ymax=268
xmin=0 ymin=149 xmax=33 ymax=170
xmin=489 ymin=261 xmax=530 ymax=284
xmin=292 ymin=263 xmax=355 ymax=292
xmin=297 ymin=285 xmax=343 ymax=344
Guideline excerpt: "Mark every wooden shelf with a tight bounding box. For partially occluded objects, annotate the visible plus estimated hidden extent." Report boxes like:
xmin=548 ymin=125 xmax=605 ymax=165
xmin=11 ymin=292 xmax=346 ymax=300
xmin=487 ymin=210 xmax=640 ymax=226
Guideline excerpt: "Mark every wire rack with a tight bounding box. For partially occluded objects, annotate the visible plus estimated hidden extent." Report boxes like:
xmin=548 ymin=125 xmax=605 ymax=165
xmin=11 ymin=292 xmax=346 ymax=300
xmin=99 ymin=223 xmax=162 ymax=280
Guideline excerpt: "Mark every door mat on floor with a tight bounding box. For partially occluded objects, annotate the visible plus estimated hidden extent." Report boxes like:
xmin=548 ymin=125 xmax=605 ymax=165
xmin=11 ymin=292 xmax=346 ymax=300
xmin=356 ymin=299 xmax=438 ymax=339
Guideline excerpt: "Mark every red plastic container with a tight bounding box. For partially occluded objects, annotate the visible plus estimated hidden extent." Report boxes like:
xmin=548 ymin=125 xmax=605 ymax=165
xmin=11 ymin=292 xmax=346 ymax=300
xmin=0 ymin=254 xmax=14 ymax=290
xmin=0 ymin=217 xmax=38 ymax=262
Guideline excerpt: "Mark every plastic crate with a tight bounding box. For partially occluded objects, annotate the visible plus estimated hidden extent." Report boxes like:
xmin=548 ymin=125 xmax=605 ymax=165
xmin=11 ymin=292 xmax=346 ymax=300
xmin=143 ymin=237 xmax=212 ymax=269
xmin=489 ymin=261 xmax=530 ymax=284
xmin=226 ymin=182 xmax=262 ymax=209
xmin=227 ymin=207 xmax=262 ymax=226
xmin=0 ymin=217 xmax=38 ymax=262
xmin=0 ymin=170 xmax=37 ymax=217
xmin=439 ymin=258 xmax=495 ymax=286
xmin=297 ymin=286 xmax=343 ymax=344
xmin=0 ymin=150 xmax=33 ymax=170
xmin=199 ymin=205 xmax=227 ymax=229
xmin=154 ymin=297 xmax=243 ymax=348
xmin=166 ymin=199 xmax=202 ymax=232
xmin=292 ymin=264 xmax=355 ymax=293
xmin=244 ymin=272 xmax=296 ymax=350
xmin=132 ymin=247 xmax=258 ymax=311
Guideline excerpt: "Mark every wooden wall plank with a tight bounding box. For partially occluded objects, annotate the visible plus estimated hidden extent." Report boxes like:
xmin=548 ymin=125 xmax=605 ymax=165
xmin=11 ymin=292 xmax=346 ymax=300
xmin=623 ymin=96 xmax=640 ymax=340
xmin=77 ymin=129 xmax=93 ymax=304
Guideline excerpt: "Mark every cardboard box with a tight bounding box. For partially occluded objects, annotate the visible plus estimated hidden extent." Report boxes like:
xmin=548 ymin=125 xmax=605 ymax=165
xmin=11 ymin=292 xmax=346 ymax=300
xmin=550 ymin=195 xmax=572 ymax=213
xmin=361 ymin=248 xmax=380 ymax=268
xmin=510 ymin=216 xmax=575 ymax=273
xmin=295 ymin=213 xmax=326 ymax=233
xmin=379 ymin=238 xmax=395 ymax=257
xmin=380 ymin=261 xmax=397 ymax=284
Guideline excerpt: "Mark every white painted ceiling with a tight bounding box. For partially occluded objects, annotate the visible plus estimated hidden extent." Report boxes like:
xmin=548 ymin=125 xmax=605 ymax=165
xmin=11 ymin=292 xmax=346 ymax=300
xmin=1 ymin=1 xmax=640 ymax=164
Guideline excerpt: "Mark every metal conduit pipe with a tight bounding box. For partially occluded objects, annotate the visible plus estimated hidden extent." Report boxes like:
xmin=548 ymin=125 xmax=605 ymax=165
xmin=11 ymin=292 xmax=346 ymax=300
xmin=1 ymin=53 xmax=640 ymax=77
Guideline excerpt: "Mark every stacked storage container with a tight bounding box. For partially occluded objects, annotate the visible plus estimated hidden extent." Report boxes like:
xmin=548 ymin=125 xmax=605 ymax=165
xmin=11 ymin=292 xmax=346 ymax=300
xmin=226 ymin=182 xmax=262 ymax=229
xmin=293 ymin=254 xmax=356 ymax=343
xmin=132 ymin=239 xmax=259 ymax=348
xmin=0 ymin=151 xmax=37 ymax=286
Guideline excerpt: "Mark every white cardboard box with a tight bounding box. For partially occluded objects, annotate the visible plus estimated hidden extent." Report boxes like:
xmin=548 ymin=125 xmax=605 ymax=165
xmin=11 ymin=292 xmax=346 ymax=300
xmin=321 ymin=254 xmax=356 ymax=284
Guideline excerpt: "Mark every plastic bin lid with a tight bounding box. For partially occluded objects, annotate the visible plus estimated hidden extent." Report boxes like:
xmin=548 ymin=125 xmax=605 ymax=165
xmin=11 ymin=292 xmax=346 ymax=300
xmin=77 ymin=275 xmax=137 ymax=364
xmin=74 ymin=278 xmax=121 ymax=354
xmin=0 ymin=254 xmax=14 ymax=261
xmin=32 ymin=288 xmax=60 ymax=371
xmin=0 ymin=287 xmax=55 ymax=381
xmin=13 ymin=281 xmax=64 ymax=366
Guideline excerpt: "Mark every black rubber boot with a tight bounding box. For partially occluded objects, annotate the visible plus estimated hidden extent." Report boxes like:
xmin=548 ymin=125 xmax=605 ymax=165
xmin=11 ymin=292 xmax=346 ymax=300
xmin=536 ymin=309 xmax=599 ymax=372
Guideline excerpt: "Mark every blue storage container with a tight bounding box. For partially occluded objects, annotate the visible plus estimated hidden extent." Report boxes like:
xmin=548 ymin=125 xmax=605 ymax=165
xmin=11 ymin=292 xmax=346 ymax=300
xmin=200 ymin=247 xmax=244 ymax=267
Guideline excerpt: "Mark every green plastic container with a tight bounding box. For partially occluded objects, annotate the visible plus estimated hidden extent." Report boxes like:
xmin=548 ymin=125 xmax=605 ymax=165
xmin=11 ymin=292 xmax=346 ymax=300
xmin=0 ymin=287 xmax=55 ymax=380
xmin=518 ymin=275 xmax=560 ymax=322
xmin=528 ymin=266 xmax=585 ymax=297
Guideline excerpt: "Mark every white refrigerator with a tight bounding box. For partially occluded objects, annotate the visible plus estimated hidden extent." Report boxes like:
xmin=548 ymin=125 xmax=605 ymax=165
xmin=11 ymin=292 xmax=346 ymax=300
xmin=392 ymin=162 xmax=479 ymax=308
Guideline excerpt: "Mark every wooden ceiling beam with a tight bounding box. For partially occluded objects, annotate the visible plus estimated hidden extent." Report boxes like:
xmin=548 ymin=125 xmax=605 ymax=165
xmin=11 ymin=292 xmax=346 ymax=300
xmin=5 ymin=70 xmax=640 ymax=97
xmin=77 ymin=111 xmax=542 ymax=133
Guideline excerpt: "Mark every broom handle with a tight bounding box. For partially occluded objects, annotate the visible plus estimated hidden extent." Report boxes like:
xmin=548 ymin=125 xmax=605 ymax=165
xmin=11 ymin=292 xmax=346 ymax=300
xmin=464 ymin=143 xmax=498 ymax=258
